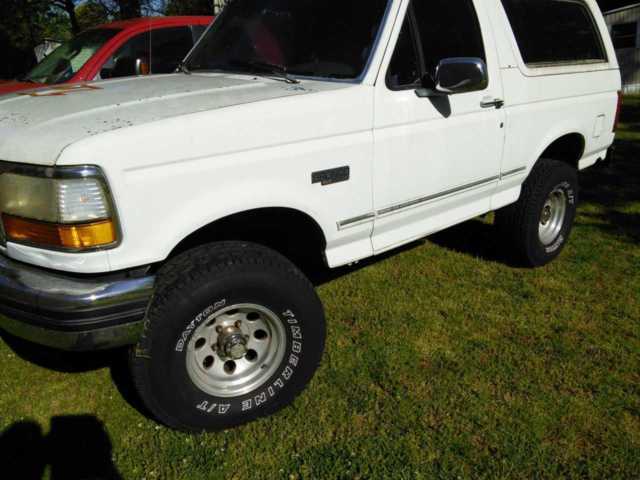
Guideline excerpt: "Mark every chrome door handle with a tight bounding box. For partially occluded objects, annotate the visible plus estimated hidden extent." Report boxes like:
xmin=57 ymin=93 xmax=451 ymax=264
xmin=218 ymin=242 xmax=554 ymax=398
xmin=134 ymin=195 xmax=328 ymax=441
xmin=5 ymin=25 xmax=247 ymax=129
xmin=481 ymin=97 xmax=505 ymax=109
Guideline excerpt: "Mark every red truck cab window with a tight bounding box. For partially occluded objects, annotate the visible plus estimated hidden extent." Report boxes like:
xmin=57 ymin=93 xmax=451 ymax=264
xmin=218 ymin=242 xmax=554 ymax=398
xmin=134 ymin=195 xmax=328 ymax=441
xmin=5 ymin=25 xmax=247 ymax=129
xmin=22 ymin=29 xmax=120 ymax=85
xmin=0 ymin=17 xmax=213 ymax=96
xmin=101 ymin=27 xmax=195 ymax=79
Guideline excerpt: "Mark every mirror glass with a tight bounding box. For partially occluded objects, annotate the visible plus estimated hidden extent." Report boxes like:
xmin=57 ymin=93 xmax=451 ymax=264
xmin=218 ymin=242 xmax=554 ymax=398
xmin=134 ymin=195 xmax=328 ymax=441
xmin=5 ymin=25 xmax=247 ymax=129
xmin=435 ymin=57 xmax=487 ymax=94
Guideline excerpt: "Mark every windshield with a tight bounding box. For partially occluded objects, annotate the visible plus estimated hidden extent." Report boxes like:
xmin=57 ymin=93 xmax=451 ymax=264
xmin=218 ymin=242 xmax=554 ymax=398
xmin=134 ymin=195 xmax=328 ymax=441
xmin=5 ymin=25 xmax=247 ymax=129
xmin=186 ymin=0 xmax=390 ymax=80
xmin=24 ymin=29 xmax=120 ymax=84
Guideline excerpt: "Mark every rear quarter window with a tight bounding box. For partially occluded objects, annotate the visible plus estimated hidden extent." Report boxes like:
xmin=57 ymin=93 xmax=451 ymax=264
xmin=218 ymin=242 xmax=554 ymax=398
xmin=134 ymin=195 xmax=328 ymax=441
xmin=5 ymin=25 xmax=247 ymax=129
xmin=501 ymin=0 xmax=607 ymax=66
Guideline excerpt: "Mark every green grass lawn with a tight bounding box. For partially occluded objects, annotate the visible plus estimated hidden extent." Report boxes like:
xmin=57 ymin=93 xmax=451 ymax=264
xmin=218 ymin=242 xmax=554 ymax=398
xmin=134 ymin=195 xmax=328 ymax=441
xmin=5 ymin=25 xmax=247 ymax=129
xmin=1 ymin=101 xmax=639 ymax=480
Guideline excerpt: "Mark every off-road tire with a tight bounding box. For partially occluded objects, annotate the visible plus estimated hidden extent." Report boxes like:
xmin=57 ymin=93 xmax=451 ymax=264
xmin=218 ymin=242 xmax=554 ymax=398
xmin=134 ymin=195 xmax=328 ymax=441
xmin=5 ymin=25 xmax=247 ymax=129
xmin=496 ymin=158 xmax=579 ymax=267
xmin=130 ymin=242 xmax=325 ymax=432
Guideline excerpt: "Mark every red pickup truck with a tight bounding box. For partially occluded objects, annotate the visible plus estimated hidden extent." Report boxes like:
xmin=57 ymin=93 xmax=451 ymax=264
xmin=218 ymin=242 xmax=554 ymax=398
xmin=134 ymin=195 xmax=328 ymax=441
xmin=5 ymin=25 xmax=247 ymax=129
xmin=0 ymin=16 xmax=213 ymax=96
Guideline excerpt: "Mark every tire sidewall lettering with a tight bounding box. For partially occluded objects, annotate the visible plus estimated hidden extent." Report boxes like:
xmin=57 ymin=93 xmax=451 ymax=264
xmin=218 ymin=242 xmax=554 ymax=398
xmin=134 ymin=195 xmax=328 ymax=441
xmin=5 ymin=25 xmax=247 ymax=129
xmin=537 ymin=179 xmax=577 ymax=257
xmin=175 ymin=299 xmax=227 ymax=353
xmin=557 ymin=181 xmax=576 ymax=206
xmin=545 ymin=234 xmax=565 ymax=254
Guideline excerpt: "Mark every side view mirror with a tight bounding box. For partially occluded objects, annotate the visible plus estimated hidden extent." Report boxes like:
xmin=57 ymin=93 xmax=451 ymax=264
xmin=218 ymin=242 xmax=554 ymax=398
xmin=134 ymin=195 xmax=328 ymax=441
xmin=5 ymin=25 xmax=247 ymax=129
xmin=416 ymin=57 xmax=488 ymax=98
xmin=110 ymin=56 xmax=150 ymax=79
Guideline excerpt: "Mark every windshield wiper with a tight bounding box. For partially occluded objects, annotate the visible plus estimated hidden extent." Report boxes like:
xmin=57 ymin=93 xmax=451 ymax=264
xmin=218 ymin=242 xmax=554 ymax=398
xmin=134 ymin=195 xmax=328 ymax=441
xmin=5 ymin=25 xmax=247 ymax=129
xmin=230 ymin=60 xmax=300 ymax=84
xmin=177 ymin=61 xmax=191 ymax=75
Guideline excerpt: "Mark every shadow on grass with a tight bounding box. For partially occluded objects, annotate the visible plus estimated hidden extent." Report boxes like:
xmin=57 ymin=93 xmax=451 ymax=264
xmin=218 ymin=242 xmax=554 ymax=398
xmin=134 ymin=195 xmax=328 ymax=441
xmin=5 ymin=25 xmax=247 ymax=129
xmin=578 ymin=139 xmax=640 ymax=244
xmin=0 ymin=331 xmax=153 ymax=422
xmin=619 ymin=96 xmax=640 ymax=126
xmin=430 ymin=137 xmax=640 ymax=260
xmin=427 ymin=217 xmax=522 ymax=267
xmin=0 ymin=331 xmax=116 ymax=373
xmin=304 ymin=240 xmax=425 ymax=287
xmin=0 ymin=415 xmax=122 ymax=480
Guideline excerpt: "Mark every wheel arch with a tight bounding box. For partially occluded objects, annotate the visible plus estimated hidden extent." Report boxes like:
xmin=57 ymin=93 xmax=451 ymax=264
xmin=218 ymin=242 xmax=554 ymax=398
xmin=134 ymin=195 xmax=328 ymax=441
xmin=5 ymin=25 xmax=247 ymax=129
xmin=535 ymin=132 xmax=586 ymax=170
xmin=160 ymin=206 xmax=329 ymax=272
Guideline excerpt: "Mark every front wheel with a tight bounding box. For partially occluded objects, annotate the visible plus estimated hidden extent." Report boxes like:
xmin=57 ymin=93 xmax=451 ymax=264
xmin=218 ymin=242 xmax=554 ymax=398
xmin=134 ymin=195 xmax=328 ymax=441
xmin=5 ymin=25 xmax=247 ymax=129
xmin=130 ymin=242 xmax=326 ymax=432
xmin=496 ymin=158 xmax=579 ymax=267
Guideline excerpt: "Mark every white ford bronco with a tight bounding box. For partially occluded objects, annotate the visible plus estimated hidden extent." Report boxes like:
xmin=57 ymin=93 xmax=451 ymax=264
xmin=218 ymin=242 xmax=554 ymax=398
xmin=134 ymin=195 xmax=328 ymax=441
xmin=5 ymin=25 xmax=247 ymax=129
xmin=0 ymin=0 xmax=621 ymax=431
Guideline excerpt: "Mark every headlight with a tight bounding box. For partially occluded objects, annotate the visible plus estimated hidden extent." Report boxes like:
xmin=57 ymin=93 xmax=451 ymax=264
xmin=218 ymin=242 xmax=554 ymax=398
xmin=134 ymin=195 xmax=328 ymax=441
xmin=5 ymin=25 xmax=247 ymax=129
xmin=0 ymin=164 xmax=119 ymax=251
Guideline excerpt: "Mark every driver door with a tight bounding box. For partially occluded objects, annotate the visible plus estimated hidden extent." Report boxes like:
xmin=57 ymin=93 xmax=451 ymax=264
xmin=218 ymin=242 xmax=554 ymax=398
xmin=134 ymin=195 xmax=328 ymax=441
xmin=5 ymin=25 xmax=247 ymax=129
xmin=372 ymin=0 xmax=505 ymax=252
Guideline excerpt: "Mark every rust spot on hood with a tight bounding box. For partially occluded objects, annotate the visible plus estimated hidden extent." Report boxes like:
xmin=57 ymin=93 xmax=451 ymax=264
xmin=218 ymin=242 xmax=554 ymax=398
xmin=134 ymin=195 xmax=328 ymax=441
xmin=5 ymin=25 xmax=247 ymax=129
xmin=19 ymin=83 xmax=103 ymax=97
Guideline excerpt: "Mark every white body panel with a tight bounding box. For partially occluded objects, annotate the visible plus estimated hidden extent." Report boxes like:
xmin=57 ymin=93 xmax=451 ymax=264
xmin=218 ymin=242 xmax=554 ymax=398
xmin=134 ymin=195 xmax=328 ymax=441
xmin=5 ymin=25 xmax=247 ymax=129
xmin=371 ymin=0 xmax=506 ymax=252
xmin=0 ymin=0 xmax=622 ymax=274
xmin=487 ymin=0 xmax=620 ymax=178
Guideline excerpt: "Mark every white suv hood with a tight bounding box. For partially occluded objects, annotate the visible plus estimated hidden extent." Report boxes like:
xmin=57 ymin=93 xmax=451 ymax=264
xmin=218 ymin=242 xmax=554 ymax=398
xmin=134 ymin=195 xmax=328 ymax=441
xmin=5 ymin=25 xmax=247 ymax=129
xmin=0 ymin=73 xmax=340 ymax=166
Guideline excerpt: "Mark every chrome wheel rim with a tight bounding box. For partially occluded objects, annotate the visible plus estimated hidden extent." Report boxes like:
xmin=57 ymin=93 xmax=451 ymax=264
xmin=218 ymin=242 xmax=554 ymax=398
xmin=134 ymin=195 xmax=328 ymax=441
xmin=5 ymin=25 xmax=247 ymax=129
xmin=538 ymin=187 xmax=567 ymax=246
xmin=186 ymin=304 xmax=286 ymax=398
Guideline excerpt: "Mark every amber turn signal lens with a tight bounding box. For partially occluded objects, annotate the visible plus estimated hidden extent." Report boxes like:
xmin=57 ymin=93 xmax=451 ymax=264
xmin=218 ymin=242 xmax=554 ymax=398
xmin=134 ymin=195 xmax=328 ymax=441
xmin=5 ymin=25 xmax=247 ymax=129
xmin=2 ymin=214 xmax=117 ymax=250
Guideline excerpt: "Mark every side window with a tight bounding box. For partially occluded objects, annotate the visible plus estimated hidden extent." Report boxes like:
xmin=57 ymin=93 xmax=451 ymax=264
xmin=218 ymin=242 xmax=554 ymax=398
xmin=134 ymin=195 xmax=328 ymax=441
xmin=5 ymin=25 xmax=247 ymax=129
xmin=100 ymin=32 xmax=151 ymax=79
xmin=386 ymin=16 xmax=421 ymax=90
xmin=501 ymin=0 xmax=607 ymax=66
xmin=611 ymin=22 xmax=638 ymax=50
xmin=149 ymin=27 xmax=194 ymax=74
xmin=412 ymin=0 xmax=486 ymax=75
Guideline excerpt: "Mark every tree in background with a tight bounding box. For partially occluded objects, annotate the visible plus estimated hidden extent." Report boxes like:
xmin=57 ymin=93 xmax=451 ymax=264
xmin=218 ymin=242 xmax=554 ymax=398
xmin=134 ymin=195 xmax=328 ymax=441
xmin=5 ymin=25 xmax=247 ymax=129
xmin=51 ymin=0 xmax=80 ymax=33
xmin=166 ymin=0 xmax=228 ymax=15
xmin=118 ymin=0 xmax=141 ymax=17
xmin=0 ymin=0 xmax=54 ymax=78
xmin=0 ymin=0 xmax=154 ymax=79
xmin=166 ymin=0 xmax=213 ymax=16
xmin=76 ymin=1 xmax=110 ymax=31
xmin=85 ymin=0 xmax=143 ymax=19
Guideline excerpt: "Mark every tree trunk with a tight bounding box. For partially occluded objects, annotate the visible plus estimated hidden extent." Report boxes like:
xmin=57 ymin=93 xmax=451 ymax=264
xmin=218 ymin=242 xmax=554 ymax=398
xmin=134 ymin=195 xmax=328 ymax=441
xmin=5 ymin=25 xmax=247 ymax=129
xmin=64 ymin=0 xmax=80 ymax=34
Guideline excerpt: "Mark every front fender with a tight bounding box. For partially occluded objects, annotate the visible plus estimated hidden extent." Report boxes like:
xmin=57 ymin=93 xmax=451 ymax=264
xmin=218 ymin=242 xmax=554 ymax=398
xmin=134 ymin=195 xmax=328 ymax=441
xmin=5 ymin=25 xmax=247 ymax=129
xmin=158 ymin=181 xmax=332 ymax=259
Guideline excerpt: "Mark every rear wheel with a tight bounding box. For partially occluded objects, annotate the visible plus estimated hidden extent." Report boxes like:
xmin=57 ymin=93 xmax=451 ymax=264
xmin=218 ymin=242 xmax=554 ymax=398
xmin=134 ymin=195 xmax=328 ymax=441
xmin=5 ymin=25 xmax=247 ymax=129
xmin=130 ymin=242 xmax=325 ymax=432
xmin=496 ymin=158 xmax=578 ymax=267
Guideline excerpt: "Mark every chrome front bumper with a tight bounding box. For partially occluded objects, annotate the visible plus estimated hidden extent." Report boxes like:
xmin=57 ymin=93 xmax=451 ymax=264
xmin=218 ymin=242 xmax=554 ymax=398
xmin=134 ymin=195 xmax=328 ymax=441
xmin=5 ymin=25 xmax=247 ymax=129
xmin=0 ymin=253 xmax=155 ymax=351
